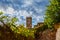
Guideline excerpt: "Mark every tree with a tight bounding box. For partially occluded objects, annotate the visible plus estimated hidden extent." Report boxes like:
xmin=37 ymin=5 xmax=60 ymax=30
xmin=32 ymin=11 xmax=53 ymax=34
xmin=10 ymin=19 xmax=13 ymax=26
xmin=44 ymin=0 xmax=60 ymax=28
xmin=0 ymin=11 xmax=18 ymax=32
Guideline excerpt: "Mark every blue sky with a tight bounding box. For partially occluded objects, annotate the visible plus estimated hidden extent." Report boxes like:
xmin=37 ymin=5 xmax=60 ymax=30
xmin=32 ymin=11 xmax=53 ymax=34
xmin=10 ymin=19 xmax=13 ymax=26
xmin=0 ymin=0 xmax=49 ymax=27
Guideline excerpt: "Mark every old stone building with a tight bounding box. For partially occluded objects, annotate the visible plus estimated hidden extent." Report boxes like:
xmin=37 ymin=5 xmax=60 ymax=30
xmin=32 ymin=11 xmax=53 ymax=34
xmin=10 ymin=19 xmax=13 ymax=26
xmin=37 ymin=22 xmax=44 ymax=27
xmin=34 ymin=22 xmax=44 ymax=28
xmin=26 ymin=17 xmax=32 ymax=29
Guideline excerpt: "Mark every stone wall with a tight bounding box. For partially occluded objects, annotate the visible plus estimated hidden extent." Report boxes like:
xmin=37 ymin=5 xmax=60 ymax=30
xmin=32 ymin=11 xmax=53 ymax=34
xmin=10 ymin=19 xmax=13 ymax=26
xmin=35 ymin=29 xmax=56 ymax=40
xmin=56 ymin=28 xmax=60 ymax=40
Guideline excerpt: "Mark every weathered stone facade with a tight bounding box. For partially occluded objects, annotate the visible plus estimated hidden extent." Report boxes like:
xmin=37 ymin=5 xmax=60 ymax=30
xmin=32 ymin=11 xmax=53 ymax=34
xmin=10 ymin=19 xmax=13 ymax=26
xmin=35 ymin=29 xmax=56 ymax=40
xmin=26 ymin=17 xmax=32 ymax=29
xmin=34 ymin=22 xmax=44 ymax=28
xmin=56 ymin=28 xmax=60 ymax=40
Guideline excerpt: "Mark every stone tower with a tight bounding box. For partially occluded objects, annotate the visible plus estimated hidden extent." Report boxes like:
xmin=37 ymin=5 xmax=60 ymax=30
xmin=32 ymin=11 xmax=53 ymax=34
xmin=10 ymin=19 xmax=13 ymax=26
xmin=26 ymin=17 xmax=32 ymax=29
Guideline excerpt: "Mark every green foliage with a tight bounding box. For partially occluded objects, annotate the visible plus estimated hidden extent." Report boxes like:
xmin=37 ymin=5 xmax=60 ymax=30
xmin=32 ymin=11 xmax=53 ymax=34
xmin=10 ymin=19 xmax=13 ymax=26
xmin=11 ymin=17 xmax=18 ymax=23
xmin=44 ymin=0 xmax=60 ymax=28
xmin=0 ymin=11 xmax=3 ymax=15
xmin=35 ymin=25 xmax=48 ymax=32
xmin=0 ymin=12 xmax=7 ymax=21
xmin=15 ymin=25 xmax=35 ymax=38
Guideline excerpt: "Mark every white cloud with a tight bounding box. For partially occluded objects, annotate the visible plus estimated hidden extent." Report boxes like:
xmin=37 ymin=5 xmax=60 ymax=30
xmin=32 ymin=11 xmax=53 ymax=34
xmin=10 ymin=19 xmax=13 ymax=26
xmin=0 ymin=7 xmax=15 ymax=14
xmin=35 ymin=8 xmax=43 ymax=13
xmin=0 ymin=8 xmax=5 ymax=13
xmin=23 ymin=0 xmax=33 ymax=5
xmin=18 ymin=10 xmax=33 ymax=19
xmin=34 ymin=0 xmax=44 ymax=2
xmin=22 ymin=0 xmax=33 ymax=7
xmin=37 ymin=16 xmax=44 ymax=21
xmin=32 ymin=15 xmax=44 ymax=23
xmin=5 ymin=7 xmax=15 ymax=14
xmin=0 ymin=6 xmax=33 ymax=20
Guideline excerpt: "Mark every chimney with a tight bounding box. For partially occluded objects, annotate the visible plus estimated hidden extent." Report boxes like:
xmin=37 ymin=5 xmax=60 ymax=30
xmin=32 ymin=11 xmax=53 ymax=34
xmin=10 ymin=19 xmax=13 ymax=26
xmin=26 ymin=17 xmax=32 ymax=29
